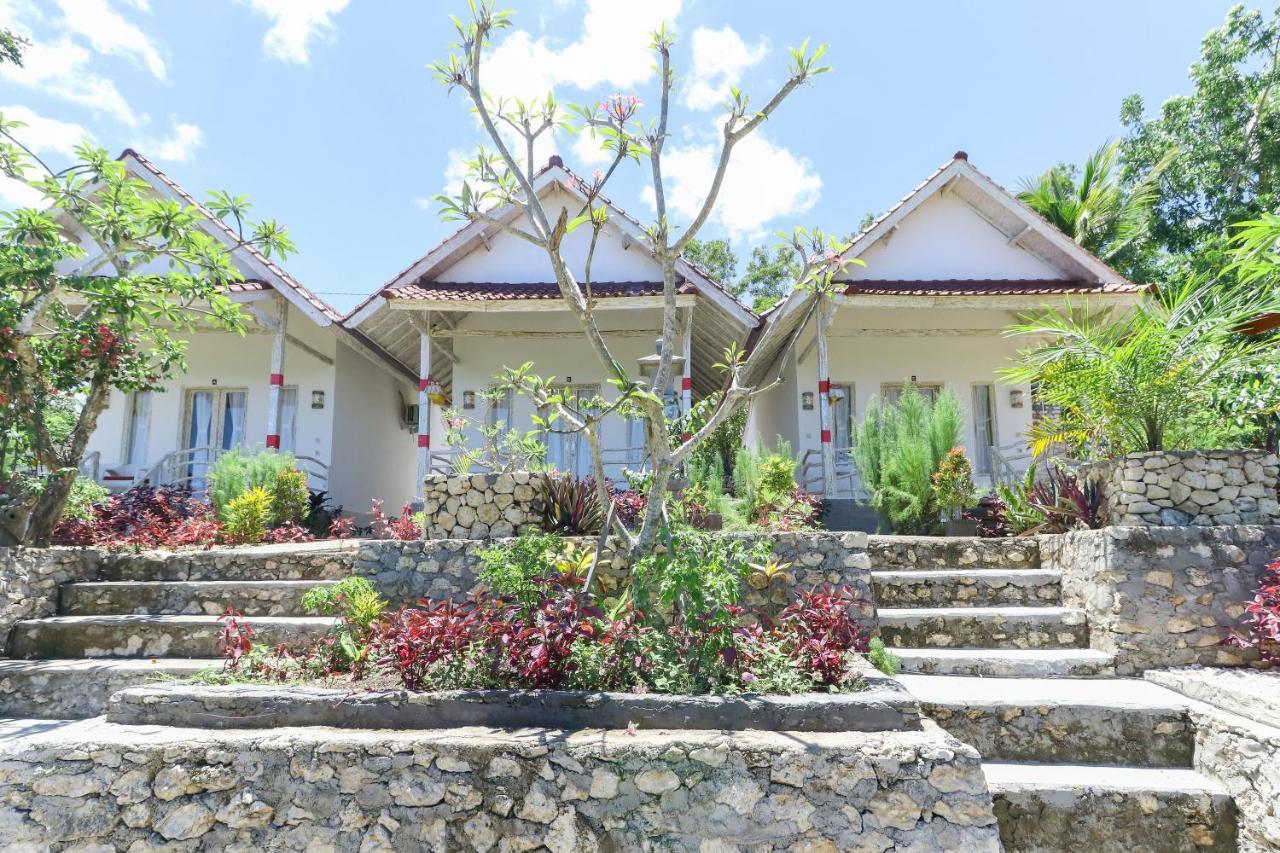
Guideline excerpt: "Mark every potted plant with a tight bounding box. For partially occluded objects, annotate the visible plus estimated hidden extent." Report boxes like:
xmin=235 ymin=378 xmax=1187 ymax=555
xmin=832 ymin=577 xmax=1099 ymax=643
xmin=933 ymin=447 xmax=978 ymax=536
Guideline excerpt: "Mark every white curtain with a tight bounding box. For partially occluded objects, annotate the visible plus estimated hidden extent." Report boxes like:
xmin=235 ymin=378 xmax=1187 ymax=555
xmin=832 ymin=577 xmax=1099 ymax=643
xmin=280 ymin=387 xmax=298 ymax=453
xmin=187 ymin=391 xmax=214 ymax=487
xmin=222 ymin=391 xmax=247 ymax=450
xmin=125 ymin=391 xmax=152 ymax=465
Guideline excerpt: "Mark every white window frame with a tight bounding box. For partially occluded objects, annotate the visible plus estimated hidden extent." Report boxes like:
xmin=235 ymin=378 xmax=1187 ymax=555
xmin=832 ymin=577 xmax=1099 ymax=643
xmin=880 ymin=382 xmax=943 ymax=405
xmin=121 ymin=390 xmax=152 ymax=466
xmin=971 ymin=382 xmax=999 ymax=477
xmin=279 ymin=385 xmax=299 ymax=454
xmin=179 ymin=387 xmax=251 ymax=452
xmin=541 ymin=384 xmax=600 ymax=479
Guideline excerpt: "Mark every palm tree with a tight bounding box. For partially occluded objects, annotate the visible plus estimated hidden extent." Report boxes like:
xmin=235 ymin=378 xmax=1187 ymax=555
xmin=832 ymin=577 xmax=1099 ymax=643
xmin=1017 ymin=140 xmax=1168 ymax=262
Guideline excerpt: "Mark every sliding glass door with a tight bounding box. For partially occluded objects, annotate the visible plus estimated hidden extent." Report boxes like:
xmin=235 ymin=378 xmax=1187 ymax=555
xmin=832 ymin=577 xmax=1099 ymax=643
xmin=183 ymin=388 xmax=247 ymax=489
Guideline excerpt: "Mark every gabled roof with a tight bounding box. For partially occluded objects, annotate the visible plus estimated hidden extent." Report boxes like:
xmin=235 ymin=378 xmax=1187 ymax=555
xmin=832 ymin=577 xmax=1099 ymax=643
xmin=843 ymin=278 xmax=1141 ymax=297
xmin=834 ymin=151 xmax=1147 ymax=295
xmin=118 ymin=148 xmax=342 ymax=324
xmin=386 ymin=280 xmax=693 ymax=301
xmin=344 ymin=157 xmax=756 ymax=328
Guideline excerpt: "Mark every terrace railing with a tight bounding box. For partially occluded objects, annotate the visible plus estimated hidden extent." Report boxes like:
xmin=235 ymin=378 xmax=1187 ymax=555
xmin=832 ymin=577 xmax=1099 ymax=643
xmin=139 ymin=447 xmax=329 ymax=492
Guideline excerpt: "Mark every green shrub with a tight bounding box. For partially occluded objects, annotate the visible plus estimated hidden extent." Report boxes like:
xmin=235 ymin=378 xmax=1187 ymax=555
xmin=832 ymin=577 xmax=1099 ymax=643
xmin=62 ymin=477 xmax=109 ymax=522
xmin=302 ymin=577 xmax=387 ymax=633
xmin=477 ymin=532 xmax=566 ymax=607
xmin=852 ymin=385 xmax=963 ymax=534
xmin=222 ymin=486 xmax=272 ymax=544
xmin=270 ymin=469 xmax=309 ymax=525
xmin=868 ymin=637 xmax=900 ymax=676
xmin=932 ymin=447 xmax=975 ymax=519
xmin=209 ymin=449 xmax=298 ymax=519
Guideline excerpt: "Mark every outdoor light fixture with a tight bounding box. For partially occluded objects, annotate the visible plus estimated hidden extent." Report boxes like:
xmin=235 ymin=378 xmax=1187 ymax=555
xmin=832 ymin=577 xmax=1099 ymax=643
xmin=802 ymin=391 xmax=815 ymax=410
xmin=311 ymin=390 xmax=325 ymax=409
xmin=1009 ymin=389 xmax=1024 ymax=409
xmin=462 ymin=390 xmax=476 ymax=410
xmin=637 ymin=338 xmax=686 ymax=421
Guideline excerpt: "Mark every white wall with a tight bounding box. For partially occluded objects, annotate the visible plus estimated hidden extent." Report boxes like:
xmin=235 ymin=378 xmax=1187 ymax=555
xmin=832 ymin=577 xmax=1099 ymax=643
xmin=445 ymin=308 xmax=668 ymax=478
xmin=85 ymin=301 xmax=338 ymax=479
xmin=851 ymin=192 xmax=1065 ymax=281
xmin=746 ymin=306 xmax=1035 ymax=491
xmin=328 ymin=339 xmax=420 ymax=514
xmin=436 ymin=189 xmax=662 ymax=284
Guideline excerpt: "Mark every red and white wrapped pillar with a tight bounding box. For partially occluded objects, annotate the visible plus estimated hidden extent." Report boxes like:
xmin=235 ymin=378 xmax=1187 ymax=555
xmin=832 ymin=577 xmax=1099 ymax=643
xmin=265 ymin=303 xmax=287 ymax=451
xmin=680 ymin=307 xmax=693 ymax=442
xmin=416 ymin=322 xmax=432 ymax=492
xmin=816 ymin=296 xmax=835 ymax=495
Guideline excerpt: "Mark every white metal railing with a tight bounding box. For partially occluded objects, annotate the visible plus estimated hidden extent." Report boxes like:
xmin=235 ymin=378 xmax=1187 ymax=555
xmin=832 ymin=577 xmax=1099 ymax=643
xmin=429 ymin=446 xmax=649 ymax=478
xmin=798 ymin=447 xmax=866 ymax=500
xmin=138 ymin=446 xmax=329 ymax=491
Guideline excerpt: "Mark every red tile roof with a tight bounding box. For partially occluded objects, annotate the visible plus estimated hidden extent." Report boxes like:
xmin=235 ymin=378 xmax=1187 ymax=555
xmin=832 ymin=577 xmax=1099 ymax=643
xmin=118 ymin=148 xmax=342 ymax=322
xmin=840 ymin=279 xmax=1148 ymax=297
xmin=385 ymin=280 xmax=693 ymax=301
xmin=224 ymin=279 xmax=271 ymax=294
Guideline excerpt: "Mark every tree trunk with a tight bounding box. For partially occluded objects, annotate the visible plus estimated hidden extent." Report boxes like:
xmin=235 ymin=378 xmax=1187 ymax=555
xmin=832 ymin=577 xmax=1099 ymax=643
xmin=25 ymin=469 xmax=76 ymax=545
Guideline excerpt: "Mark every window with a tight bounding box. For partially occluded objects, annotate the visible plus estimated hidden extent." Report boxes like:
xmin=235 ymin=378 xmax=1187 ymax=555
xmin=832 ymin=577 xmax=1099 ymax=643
xmin=182 ymin=388 xmax=248 ymax=488
xmin=972 ymin=383 xmax=998 ymax=476
xmin=542 ymin=385 xmax=599 ymax=478
xmin=485 ymin=387 xmax=514 ymax=431
xmin=279 ymin=387 xmax=298 ymax=454
xmin=830 ymin=383 xmax=854 ymax=450
xmin=123 ymin=391 xmax=152 ymax=466
xmin=625 ymin=414 xmax=648 ymax=469
xmin=881 ymin=383 xmax=942 ymax=405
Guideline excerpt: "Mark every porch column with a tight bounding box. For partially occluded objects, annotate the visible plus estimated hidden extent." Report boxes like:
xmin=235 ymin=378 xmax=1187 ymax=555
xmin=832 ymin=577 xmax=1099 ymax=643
xmin=416 ymin=314 xmax=433 ymax=493
xmin=816 ymin=296 xmax=835 ymax=495
xmin=265 ymin=302 xmax=287 ymax=451
xmin=680 ymin=307 xmax=693 ymax=442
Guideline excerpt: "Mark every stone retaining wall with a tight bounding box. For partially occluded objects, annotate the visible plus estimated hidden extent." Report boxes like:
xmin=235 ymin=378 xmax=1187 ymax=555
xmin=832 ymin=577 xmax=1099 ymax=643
xmin=868 ymin=535 xmax=1040 ymax=568
xmin=420 ymin=473 xmax=547 ymax=539
xmin=0 ymin=547 xmax=98 ymax=654
xmin=1103 ymin=450 xmax=1280 ymax=527
xmin=95 ymin=540 xmax=358 ymax=582
xmin=0 ymin=718 xmax=1000 ymax=850
xmin=354 ymin=531 xmax=874 ymax=618
xmin=1043 ymin=525 xmax=1280 ymax=674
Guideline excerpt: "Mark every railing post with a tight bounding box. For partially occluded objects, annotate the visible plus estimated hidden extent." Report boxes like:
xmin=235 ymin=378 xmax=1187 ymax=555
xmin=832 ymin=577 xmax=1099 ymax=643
xmin=816 ymin=296 xmax=836 ymax=496
xmin=265 ymin=299 xmax=287 ymax=451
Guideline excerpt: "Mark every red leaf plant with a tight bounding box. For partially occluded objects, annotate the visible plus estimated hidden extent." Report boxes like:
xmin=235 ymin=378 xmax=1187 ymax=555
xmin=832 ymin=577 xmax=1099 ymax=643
xmin=1223 ymin=557 xmax=1280 ymax=664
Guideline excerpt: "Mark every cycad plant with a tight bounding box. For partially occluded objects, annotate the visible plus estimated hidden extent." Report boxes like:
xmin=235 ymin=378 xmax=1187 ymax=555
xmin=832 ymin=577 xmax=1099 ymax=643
xmin=1002 ymin=271 xmax=1280 ymax=455
xmin=851 ymin=386 xmax=963 ymax=534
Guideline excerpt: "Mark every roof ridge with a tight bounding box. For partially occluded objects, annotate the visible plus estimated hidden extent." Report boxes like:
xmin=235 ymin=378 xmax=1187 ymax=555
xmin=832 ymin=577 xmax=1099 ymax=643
xmin=116 ymin=148 xmax=342 ymax=322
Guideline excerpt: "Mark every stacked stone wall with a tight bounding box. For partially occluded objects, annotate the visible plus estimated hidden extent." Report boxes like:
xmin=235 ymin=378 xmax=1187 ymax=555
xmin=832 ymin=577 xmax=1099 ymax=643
xmin=1103 ymin=450 xmax=1279 ymax=527
xmin=420 ymin=472 xmax=547 ymax=539
xmin=354 ymin=531 xmax=874 ymax=618
xmin=1042 ymin=525 xmax=1280 ymax=674
xmin=0 ymin=720 xmax=1000 ymax=850
xmin=0 ymin=547 xmax=98 ymax=654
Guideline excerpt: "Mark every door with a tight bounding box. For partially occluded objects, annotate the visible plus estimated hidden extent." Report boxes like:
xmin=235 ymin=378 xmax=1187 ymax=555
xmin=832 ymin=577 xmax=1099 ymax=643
xmin=543 ymin=385 xmax=599 ymax=478
xmin=830 ymin=383 xmax=854 ymax=450
xmin=183 ymin=388 xmax=247 ymax=489
xmin=972 ymin=383 xmax=998 ymax=478
xmin=881 ymin=382 xmax=942 ymax=406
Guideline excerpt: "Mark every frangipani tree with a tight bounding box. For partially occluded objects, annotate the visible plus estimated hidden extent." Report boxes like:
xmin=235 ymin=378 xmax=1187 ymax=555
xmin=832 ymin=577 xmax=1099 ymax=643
xmin=431 ymin=2 xmax=851 ymax=556
xmin=0 ymin=121 xmax=294 ymax=544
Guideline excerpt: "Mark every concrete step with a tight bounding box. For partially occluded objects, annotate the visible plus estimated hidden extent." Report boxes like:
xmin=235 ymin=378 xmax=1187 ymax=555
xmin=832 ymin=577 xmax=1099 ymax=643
xmin=0 ymin=659 xmax=218 ymax=719
xmin=877 ymin=606 xmax=1088 ymax=650
xmin=60 ymin=580 xmax=335 ymax=617
xmin=868 ymin=535 xmax=1041 ymax=571
xmin=894 ymin=648 xmax=1116 ymax=678
xmin=986 ymin=762 xmax=1236 ymax=852
xmin=872 ymin=569 xmax=1062 ymax=608
xmin=96 ymin=542 xmax=356 ymax=582
xmin=899 ymin=675 xmax=1194 ymax=767
xmin=7 ymin=615 xmax=337 ymax=659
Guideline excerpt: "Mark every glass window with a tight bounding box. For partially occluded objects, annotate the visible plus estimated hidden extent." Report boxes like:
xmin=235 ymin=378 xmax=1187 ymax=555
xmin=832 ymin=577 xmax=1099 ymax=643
xmin=972 ymin=384 xmax=997 ymax=476
xmin=486 ymin=387 xmax=514 ymax=430
xmin=279 ymin=387 xmax=298 ymax=454
xmin=881 ymin=383 xmax=941 ymax=406
xmin=124 ymin=391 xmax=151 ymax=465
xmin=830 ymin=383 xmax=854 ymax=450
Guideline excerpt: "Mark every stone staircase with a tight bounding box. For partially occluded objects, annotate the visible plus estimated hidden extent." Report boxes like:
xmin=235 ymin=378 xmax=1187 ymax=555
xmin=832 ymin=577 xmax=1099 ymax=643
xmin=0 ymin=561 xmax=342 ymax=719
xmin=870 ymin=536 xmax=1237 ymax=852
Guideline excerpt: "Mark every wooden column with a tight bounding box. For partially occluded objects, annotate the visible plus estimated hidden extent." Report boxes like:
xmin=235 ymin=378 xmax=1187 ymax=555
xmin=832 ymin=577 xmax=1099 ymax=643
xmin=415 ymin=314 xmax=433 ymax=493
xmin=816 ymin=296 xmax=836 ymax=496
xmin=265 ymin=300 xmax=287 ymax=451
xmin=680 ymin=307 xmax=693 ymax=442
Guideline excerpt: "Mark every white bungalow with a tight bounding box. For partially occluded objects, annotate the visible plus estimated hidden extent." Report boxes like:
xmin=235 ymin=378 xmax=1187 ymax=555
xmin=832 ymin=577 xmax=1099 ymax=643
xmin=744 ymin=152 xmax=1147 ymax=501
xmin=342 ymin=155 xmax=758 ymax=486
xmin=78 ymin=150 xmax=420 ymax=514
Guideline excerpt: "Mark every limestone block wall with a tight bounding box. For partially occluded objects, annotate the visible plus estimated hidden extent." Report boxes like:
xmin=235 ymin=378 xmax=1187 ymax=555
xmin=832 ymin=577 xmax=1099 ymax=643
xmin=1042 ymin=525 xmax=1280 ymax=674
xmin=0 ymin=719 xmax=1000 ymax=850
xmin=354 ymin=531 xmax=874 ymax=620
xmin=0 ymin=547 xmax=98 ymax=654
xmin=94 ymin=540 xmax=358 ymax=582
xmin=1104 ymin=450 xmax=1280 ymax=527
xmin=420 ymin=473 xmax=546 ymax=539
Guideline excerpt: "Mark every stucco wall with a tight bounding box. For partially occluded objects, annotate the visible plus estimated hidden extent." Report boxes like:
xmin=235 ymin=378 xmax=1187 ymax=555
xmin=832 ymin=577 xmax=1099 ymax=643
xmin=84 ymin=301 xmax=339 ymax=483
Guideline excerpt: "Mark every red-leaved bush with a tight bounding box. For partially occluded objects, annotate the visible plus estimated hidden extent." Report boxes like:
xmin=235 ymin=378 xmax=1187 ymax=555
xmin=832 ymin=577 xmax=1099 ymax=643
xmin=777 ymin=585 xmax=870 ymax=684
xmin=611 ymin=490 xmax=648 ymax=528
xmin=369 ymin=499 xmax=421 ymax=540
xmin=52 ymin=485 xmax=220 ymax=549
xmin=1224 ymin=558 xmax=1280 ymax=664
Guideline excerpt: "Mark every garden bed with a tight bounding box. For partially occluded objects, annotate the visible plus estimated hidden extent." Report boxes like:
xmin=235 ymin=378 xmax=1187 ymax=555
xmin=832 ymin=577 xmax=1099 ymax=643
xmin=107 ymin=662 xmax=918 ymax=732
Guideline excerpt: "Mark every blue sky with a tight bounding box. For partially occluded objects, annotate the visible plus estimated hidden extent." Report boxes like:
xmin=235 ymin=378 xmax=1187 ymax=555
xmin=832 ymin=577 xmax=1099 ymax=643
xmin=0 ymin=1 xmax=1245 ymax=312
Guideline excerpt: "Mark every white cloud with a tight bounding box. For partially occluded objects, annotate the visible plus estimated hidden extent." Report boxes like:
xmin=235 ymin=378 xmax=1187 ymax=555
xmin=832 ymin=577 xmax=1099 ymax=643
xmin=682 ymin=26 xmax=768 ymax=111
xmin=239 ymin=0 xmax=351 ymax=65
xmin=643 ymin=129 xmax=821 ymax=242
xmin=142 ymin=119 xmax=203 ymax=162
xmin=53 ymin=0 xmax=167 ymax=80
xmin=0 ymin=36 xmax=143 ymax=126
xmin=0 ymin=105 xmax=92 ymax=207
xmin=570 ymin=126 xmax=610 ymax=168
